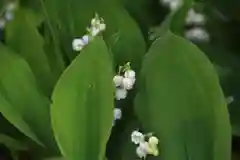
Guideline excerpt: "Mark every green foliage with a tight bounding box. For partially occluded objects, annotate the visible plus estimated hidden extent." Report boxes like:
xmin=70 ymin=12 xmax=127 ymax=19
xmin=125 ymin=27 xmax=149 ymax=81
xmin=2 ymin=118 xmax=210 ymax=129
xmin=0 ymin=0 xmax=237 ymax=159
xmin=0 ymin=44 xmax=58 ymax=153
xmin=5 ymin=8 xmax=53 ymax=96
xmin=51 ymin=37 xmax=114 ymax=159
xmin=135 ymin=31 xmax=231 ymax=160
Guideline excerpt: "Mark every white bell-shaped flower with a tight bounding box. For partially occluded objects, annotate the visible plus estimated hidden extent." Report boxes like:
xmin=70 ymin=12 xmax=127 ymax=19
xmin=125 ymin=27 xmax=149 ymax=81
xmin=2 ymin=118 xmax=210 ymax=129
xmin=114 ymin=108 xmax=122 ymax=120
xmin=115 ymin=88 xmax=127 ymax=100
xmin=148 ymin=136 xmax=159 ymax=146
xmin=113 ymin=75 xmax=123 ymax=87
xmin=82 ymin=35 xmax=90 ymax=45
xmin=124 ymin=70 xmax=136 ymax=79
xmin=136 ymin=144 xmax=148 ymax=159
xmin=72 ymin=38 xmax=85 ymax=51
xmin=185 ymin=27 xmax=210 ymax=42
xmin=169 ymin=0 xmax=183 ymax=11
xmin=161 ymin=0 xmax=182 ymax=11
xmin=186 ymin=9 xmax=205 ymax=25
xmin=5 ymin=11 xmax=14 ymax=21
xmin=122 ymin=78 xmax=135 ymax=90
xmin=131 ymin=131 xmax=145 ymax=145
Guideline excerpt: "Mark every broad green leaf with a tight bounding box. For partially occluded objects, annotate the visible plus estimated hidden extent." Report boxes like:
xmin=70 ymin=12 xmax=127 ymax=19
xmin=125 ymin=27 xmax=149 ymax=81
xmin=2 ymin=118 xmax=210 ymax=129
xmin=198 ymin=44 xmax=240 ymax=136
xmin=101 ymin=6 xmax=146 ymax=71
xmin=0 ymin=44 xmax=58 ymax=152
xmin=5 ymin=8 xmax=53 ymax=96
xmin=135 ymin=32 xmax=231 ymax=160
xmin=0 ymin=94 xmax=41 ymax=146
xmin=51 ymin=37 xmax=114 ymax=160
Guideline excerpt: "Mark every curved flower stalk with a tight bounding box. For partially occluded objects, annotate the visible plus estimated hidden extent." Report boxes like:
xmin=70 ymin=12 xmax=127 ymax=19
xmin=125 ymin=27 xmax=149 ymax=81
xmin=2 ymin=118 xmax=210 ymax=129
xmin=0 ymin=0 xmax=18 ymax=29
xmin=131 ymin=130 xmax=160 ymax=159
xmin=72 ymin=13 xmax=106 ymax=52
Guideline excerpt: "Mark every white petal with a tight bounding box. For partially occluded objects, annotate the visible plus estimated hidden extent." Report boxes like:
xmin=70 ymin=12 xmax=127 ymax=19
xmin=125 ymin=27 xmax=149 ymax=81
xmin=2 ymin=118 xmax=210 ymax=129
xmin=124 ymin=70 xmax=136 ymax=79
xmin=148 ymin=136 xmax=159 ymax=145
xmin=115 ymin=88 xmax=127 ymax=100
xmin=0 ymin=18 xmax=6 ymax=29
xmin=131 ymin=131 xmax=145 ymax=144
xmin=136 ymin=146 xmax=147 ymax=159
xmin=113 ymin=75 xmax=123 ymax=87
xmin=169 ymin=0 xmax=182 ymax=11
xmin=72 ymin=38 xmax=85 ymax=51
xmin=5 ymin=11 xmax=14 ymax=21
xmin=114 ymin=108 xmax=122 ymax=120
xmin=186 ymin=9 xmax=205 ymax=25
xmin=82 ymin=35 xmax=90 ymax=45
xmin=122 ymin=78 xmax=135 ymax=90
xmin=185 ymin=27 xmax=209 ymax=42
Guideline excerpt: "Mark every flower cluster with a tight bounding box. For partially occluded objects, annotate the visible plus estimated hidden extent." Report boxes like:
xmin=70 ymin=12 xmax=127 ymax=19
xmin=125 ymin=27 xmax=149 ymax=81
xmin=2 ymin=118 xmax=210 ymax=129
xmin=131 ymin=130 xmax=159 ymax=159
xmin=185 ymin=8 xmax=209 ymax=42
xmin=72 ymin=13 xmax=106 ymax=51
xmin=113 ymin=62 xmax=136 ymax=100
xmin=160 ymin=0 xmax=183 ymax=11
xmin=0 ymin=1 xmax=18 ymax=29
xmin=112 ymin=62 xmax=136 ymax=125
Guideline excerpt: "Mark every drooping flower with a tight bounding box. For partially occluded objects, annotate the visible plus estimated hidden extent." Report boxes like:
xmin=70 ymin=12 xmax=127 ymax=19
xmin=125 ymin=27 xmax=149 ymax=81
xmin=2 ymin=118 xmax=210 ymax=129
xmin=124 ymin=69 xmax=136 ymax=79
xmin=113 ymin=75 xmax=123 ymax=87
xmin=131 ymin=131 xmax=160 ymax=159
xmin=185 ymin=9 xmax=205 ymax=25
xmin=82 ymin=35 xmax=90 ymax=45
xmin=122 ymin=78 xmax=135 ymax=90
xmin=185 ymin=27 xmax=209 ymax=42
xmin=131 ymin=131 xmax=145 ymax=145
xmin=72 ymin=38 xmax=85 ymax=51
xmin=115 ymin=88 xmax=128 ymax=100
xmin=136 ymin=142 xmax=150 ymax=159
xmin=72 ymin=13 xmax=106 ymax=51
xmin=160 ymin=0 xmax=183 ymax=11
xmin=114 ymin=108 xmax=122 ymax=120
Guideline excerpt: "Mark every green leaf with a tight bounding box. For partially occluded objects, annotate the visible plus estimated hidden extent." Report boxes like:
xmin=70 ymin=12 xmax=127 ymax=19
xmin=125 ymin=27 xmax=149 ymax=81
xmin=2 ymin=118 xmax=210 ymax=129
xmin=102 ymin=6 xmax=146 ymax=71
xmin=0 ymin=94 xmax=41 ymax=146
xmin=5 ymin=8 xmax=53 ymax=96
xmin=135 ymin=32 xmax=231 ymax=160
xmin=0 ymin=44 xmax=58 ymax=152
xmin=0 ymin=134 xmax=28 ymax=151
xmin=51 ymin=37 xmax=114 ymax=160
